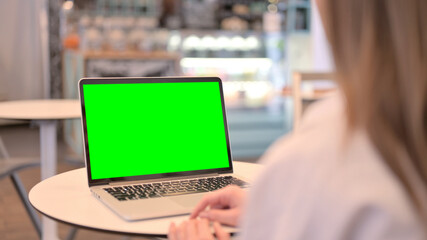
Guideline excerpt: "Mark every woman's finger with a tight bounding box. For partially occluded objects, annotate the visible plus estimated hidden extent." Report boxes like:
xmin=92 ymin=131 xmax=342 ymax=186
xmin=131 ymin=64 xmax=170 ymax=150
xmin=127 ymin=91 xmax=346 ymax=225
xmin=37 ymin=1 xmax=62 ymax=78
xmin=211 ymin=203 xmax=227 ymax=209
xmin=168 ymin=222 xmax=177 ymax=240
xmin=199 ymin=208 xmax=239 ymax=226
xmin=190 ymin=186 xmax=239 ymax=219
xmin=196 ymin=218 xmax=214 ymax=240
xmin=190 ymin=192 xmax=221 ymax=219
xmin=186 ymin=220 xmax=198 ymax=240
xmin=177 ymin=221 xmax=187 ymax=240
xmin=213 ymin=221 xmax=230 ymax=240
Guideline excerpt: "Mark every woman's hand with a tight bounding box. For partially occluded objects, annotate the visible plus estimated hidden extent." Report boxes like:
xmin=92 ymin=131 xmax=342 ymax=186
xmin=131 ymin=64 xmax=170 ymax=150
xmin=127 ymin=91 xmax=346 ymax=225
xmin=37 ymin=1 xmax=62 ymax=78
xmin=168 ymin=185 xmax=246 ymax=239
xmin=168 ymin=219 xmax=230 ymax=240
xmin=190 ymin=185 xmax=246 ymax=227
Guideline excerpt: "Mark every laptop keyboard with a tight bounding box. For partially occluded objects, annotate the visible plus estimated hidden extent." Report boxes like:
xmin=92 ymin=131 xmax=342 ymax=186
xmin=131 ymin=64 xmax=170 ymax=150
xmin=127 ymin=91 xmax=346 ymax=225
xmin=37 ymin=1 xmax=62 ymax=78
xmin=103 ymin=176 xmax=248 ymax=201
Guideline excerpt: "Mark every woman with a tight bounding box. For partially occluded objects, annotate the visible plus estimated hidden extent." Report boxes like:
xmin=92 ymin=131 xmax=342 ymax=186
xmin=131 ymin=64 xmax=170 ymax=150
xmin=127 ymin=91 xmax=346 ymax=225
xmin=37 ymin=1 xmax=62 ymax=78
xmin=168 ymin=0 xmax=427 ymax=239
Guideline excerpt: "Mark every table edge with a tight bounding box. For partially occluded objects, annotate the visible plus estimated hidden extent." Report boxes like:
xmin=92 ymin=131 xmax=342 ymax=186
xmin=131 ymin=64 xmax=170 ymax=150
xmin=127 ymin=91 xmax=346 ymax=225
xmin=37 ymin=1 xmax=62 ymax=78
xmin=29 ymin=162 xmax=260 ymax=236
xmin=29 ymin=199 xmax=168 ymax=238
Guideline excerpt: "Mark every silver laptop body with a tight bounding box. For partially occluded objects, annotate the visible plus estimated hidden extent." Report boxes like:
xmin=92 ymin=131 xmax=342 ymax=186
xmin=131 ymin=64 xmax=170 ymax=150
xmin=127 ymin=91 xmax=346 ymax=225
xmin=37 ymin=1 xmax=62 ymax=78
xmin=79 ymin=77 xmax=246 ymax=221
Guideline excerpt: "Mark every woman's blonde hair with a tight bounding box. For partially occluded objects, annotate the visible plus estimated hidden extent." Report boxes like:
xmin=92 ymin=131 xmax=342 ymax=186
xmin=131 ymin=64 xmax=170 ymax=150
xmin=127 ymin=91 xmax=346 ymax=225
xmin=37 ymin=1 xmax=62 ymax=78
xmin=319 ymin=0 xmax=427 ymax=219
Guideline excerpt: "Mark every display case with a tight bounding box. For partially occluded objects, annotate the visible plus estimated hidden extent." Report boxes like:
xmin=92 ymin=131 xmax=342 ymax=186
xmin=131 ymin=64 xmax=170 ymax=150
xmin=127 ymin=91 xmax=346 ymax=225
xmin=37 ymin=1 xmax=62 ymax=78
xmin=169 ymin=31 xmax=290 ymax=158
xmin=61 ymin=0 xmax=312 ymax=159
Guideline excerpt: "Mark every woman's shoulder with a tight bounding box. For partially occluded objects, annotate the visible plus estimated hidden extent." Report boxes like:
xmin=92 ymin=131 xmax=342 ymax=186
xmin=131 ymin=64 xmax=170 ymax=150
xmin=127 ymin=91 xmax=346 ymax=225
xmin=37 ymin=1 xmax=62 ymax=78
xmin=259 ymin=92 xmax=347 ymax=167
xmin=259 ymin=93 xmax=418 ymax=216
xmin=243 ymin=93 xmax=424 ymax=240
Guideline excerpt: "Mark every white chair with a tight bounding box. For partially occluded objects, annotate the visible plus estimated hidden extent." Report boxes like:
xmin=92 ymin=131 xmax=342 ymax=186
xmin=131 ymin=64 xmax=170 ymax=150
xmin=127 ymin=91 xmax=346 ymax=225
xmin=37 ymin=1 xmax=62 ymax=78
xmin=292 ymin=72 xmax=336 ymax=130
xmin=0 ymin=135 xmax=81 ymax=239
xmin=0 ymin=136 xmax=42 ymax=237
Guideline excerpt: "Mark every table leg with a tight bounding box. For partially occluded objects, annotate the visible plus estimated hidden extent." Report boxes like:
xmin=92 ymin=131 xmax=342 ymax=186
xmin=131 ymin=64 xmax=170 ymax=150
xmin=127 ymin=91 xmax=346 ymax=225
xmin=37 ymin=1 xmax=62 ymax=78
xmin=37 ymin=120 xmax=59 ymax=240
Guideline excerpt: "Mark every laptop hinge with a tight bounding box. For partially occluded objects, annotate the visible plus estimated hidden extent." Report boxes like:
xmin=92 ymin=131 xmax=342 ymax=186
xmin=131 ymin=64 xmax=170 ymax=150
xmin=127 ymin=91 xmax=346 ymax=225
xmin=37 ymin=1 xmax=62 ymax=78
xmin=108 ymin=173 xmax=223 ymax=186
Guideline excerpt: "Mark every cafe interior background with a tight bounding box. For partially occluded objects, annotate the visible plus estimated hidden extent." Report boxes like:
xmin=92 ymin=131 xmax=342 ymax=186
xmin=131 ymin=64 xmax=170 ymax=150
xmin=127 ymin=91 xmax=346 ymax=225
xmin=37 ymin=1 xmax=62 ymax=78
xmin=0 ymin=0 xmax=334 ymax=239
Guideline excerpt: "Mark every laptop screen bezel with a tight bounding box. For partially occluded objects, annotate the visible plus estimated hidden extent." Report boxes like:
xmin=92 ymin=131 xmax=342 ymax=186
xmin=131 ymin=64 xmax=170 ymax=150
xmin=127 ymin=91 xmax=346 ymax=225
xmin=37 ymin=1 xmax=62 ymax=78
xmin=79 ymin=77 xmax=234 ymax=187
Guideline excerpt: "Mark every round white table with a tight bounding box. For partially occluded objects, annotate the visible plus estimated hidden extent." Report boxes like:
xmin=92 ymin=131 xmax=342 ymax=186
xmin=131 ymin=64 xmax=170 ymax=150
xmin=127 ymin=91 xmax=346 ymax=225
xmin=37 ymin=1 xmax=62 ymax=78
xmin=0 ymin=99 xmax=81 ymax=240
xmin=29 ymin=161 xmax=262 ymax=238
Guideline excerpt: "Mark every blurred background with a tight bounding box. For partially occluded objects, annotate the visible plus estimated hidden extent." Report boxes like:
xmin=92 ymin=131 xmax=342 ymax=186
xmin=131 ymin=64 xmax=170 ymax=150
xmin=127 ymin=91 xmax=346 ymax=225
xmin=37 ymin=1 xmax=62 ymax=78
xmin=0 ymin=0 xmax=334 ymax=239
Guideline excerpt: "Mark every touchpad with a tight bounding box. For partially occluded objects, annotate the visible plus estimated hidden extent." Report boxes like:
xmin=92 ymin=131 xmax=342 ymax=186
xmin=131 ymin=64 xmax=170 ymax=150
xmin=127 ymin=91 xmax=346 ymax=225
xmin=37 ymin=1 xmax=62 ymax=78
xmin=170 ymin=194 xmax=205 ymax=208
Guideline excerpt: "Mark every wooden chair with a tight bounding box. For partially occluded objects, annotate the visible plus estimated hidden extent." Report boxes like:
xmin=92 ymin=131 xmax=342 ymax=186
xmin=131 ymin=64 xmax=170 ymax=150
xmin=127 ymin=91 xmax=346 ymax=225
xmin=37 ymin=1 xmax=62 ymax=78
xmin=292 ymin=72 xmax=335 ymax=130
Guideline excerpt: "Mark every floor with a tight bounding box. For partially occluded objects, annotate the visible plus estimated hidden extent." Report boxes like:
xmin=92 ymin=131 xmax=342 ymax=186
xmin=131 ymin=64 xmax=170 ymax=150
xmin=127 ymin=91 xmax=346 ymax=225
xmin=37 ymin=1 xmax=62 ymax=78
xmin=0 ymin=124 xmax=258 ymax=240
xmin=0 ymin=124 xmax=154 ymax=240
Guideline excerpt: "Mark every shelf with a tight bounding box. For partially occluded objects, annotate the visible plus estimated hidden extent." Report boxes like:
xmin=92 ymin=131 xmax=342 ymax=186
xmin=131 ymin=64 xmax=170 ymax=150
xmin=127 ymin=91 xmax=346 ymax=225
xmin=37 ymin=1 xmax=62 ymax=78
xmin=301 ymin=89 xmax=337 ymax=101
xmin=83 ymin=50 xmax=180 ymax=60
xmin=180 ymin=57 xmax=272 ymax=69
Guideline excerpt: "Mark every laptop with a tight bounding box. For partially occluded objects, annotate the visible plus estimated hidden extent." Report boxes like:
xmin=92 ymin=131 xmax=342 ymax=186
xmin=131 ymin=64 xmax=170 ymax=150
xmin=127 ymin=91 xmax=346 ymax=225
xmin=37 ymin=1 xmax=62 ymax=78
xmin=78 ymin=77 xmax=248 ymax=221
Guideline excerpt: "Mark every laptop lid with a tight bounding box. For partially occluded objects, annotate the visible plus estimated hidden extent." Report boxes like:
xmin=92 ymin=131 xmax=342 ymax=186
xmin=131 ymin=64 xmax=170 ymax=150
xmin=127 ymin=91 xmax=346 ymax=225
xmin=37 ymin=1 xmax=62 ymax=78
xmin=79 ymin=77 xmax=233 ymax=187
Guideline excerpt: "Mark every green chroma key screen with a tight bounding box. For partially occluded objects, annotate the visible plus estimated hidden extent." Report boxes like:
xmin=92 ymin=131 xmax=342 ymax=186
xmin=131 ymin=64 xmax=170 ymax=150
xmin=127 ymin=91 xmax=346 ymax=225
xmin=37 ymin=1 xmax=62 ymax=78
xmin=83 ymin=81 xmax=230 ymax=180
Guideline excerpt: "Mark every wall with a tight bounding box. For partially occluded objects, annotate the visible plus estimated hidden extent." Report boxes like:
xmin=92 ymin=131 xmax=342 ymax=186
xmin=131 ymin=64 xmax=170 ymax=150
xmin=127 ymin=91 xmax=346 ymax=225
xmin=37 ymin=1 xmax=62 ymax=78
xmin=0 ymin=0 xmax=46 ymax=100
